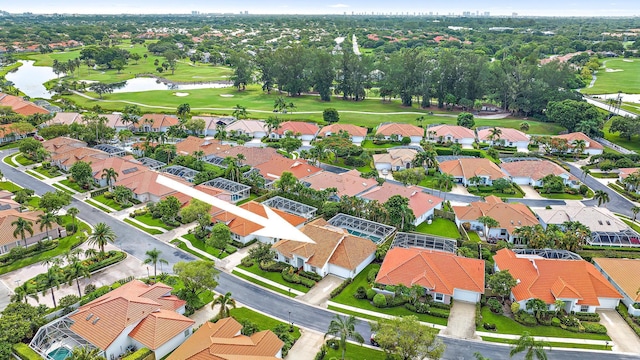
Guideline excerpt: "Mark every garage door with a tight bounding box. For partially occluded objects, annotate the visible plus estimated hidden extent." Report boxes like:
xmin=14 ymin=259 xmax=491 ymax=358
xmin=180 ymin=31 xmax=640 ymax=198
xmin=453 ymin=289 xmax=480 ymax=303
xmin=597 ymin=298 xmax=620 ymax=309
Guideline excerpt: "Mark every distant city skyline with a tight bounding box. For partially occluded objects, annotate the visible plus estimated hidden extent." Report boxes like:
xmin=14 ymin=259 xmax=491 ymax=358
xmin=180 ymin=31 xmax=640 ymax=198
xmin=3 ymin=0 xmax=639 ymax=17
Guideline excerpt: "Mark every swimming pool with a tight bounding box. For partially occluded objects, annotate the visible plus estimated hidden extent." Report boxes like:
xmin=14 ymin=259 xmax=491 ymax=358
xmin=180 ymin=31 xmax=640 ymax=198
xmin=345 ymin=229 xmax=382 ymax=243
xmin=48 ymin=347 xmax=71 ymax=360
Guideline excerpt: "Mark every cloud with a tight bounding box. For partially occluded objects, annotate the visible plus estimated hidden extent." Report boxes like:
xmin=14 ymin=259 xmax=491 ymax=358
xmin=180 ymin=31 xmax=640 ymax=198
xmin=329 ymin=3 xmax=349 ymax=8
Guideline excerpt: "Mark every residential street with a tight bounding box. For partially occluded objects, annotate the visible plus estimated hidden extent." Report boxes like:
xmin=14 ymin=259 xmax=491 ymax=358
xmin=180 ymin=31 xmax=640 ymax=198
xmin=1 ymin=150 xmax=639 ymax=359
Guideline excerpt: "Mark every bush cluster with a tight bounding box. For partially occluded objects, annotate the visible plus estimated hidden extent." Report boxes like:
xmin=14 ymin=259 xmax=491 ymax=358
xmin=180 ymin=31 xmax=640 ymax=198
xmin=0 ymin=240 xmax=58 ymax=266
xmin=574 ymin=312 xmax=600 ymax=322
xmin=329 ymin=278 xmax=352 ymax=298
xmin=514 ymin=310 xmax=538 ymax=326
xmin=354 ymin=286 xmax=367 ymax=299
xmin=617 ymin=304 xmax=640 ymax=338
xmin=240 ymin=257 xmax=254 ymax=267
xmin=483 ymin=323 xmax=496 ymax=331
xmin=281 ymin=267 xmax=316 ymax=288
xmin=121 ymin=348 xmax=152 ymax=360
xmin=373 ymin=293 xmax=387 ymax=307
xmin=582 ymin=322 xmax=608 ymax=334
xmin=259 ymin=260 xmax=288 ymax=272
xmin=300 ymin=271 xmax=322 ymax=282
xmin=487 ymin=298 xmax=503 ymax=314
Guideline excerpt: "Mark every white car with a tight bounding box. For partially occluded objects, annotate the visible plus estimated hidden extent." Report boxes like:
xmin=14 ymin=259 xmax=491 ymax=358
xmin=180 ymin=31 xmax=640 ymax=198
xmin=381 ymin=169 xmax=389 ymax=176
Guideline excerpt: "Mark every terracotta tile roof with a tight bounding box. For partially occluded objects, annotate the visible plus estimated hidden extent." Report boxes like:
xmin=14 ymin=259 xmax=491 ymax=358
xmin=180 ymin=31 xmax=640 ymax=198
xmin=360 ymin=182 xmax=443 ymax=218
xmin=212 ymin=201 xmax=307 ymax=237
xmin=214 ymin=146 xmax=279 ymax=167
xmin=175 ymin=136 xmax=231 ymax=156
xmin=439 ymin=158 xmax=505 ymax=181
xmin=376 ymin=123 xmax=423 ymax=138
xmin=114 ymin=170 xmax=184 ymax=198
xmin=619 ymin=168 xmax=640 ymax=180
xmin=0 ymin=209 xmax=61 ymax=246
xmin=51 ymin=147 xmax=110 ymax=168
xmin=47 ymin=112 xmax=83 ymax=126
xmin=192 ymin=115 xmax=235 ymax=130
xmin=274 ymin=121 xmax=319 ymax=136
xmin=89 ymin=157 xmax=145 ymax=182
xmin=304 ymin=169 xmax=378 ymax=197
xmin=139 ymin=114 xmax=179 ymax=129
xmin=42 ymin=137 xmax=87 ymax=154
xmin=373 ymin=148 xmax=418 ymax=168
xmin=0 ymin=123 xmax=35 ymax=139
xmin=167 ymin=317 xmax=283 ymax=360
xmin=240 ymin=201 xmax=306 ymax=227
xmin=477 ymin=127 xmax=529 ymax=143
xmin=375 ymin=247 xmax=485 ymax=295
xmin=0 ymin=93 xmax=49 ymax=116
xmin=500 ymin=160 xmax=577 ymax=182
xmin=225 ymin=120 xmax=267 ymax=134
xmin=69 ymin=280 xmax=189 ymax=351
xmin=273 ymin=218 xmax=376 ymax=270
xmin=555 ymin=132 xmax=603 ymax=150
xmin=494 ymin=249 xmax=622 ymax=306
xmin=254 ymin=157 xmax=322 ymax=181
xmin=318 ymin=124 xmax=368 ymax=138
xmin=102 ymin=114 xmax=126 ymax=128
xmin=428 ymin=125 xmax=475 ymax=140
xmin=593 ymin=258 xmax=640 ymax=302
xmin=453 ymin=197 xmax=539 ymax=233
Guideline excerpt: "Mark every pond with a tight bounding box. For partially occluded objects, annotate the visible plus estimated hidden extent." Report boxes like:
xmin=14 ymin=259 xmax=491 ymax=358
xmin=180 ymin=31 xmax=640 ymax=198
xmin=110 ymin=77 xmax=232 ymax=93
xmin=5 ymin=60 xmax=59 ymax=99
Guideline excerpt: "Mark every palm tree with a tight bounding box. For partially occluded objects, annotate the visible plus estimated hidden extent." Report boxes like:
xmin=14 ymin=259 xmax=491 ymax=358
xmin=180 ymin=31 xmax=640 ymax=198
xmin=177 ymin=103 xmax=191 ymax=120
xmin=451 ymin=143 xmax=462 ymax=156
xmin=416 ymin=115 xmax=425 ymax=128
xmin=214 ymin=124 xmax=227 ymax=140
xmin=68 ymin=207 xmax=80 ymax=232
xmin=84 ymin=248 xmax=98 ymax=259
xmin=37 ymin=211 xmax=58 ymax=241
xmin=232 ymin=104 xmax=248 ymax=119
xmin=223 ymin=156 xmax=241 ymax=182
xmin=42 ymin=266 xmax=62 ymax=308
xmin=11 ymin=281 xmax=39 ymax=304
xmin=69 ymin=345 xmax=106 ymax=360
xmin=325 ymin=314 xmax=364 ymax=360
xmin=478 ymin=216 xmax=500 ymax=237
xmin=488 ymin=127 xmax=502 ymax=145
xmin=594 ymin=190 xmax=610 ymax=207
xmin=101 ymin=168 xmax=118 ymax=190
xmin=265 ymin=116 xmax=282 ymax=134
xmin=12 ymin=217 xmax=34 ymax=248
xmin=632 ymin=206 xmax=640 ymax=221
xmin=519 ymin=122 xmax=530 ymax=132
xmin=144 ymin=248 xmax=168 ymax=279
xmin=212 ymin=292 xmax=236 ymax=319
xmin=572 ymin=139 xmax=586 ymax=159
xmin=66 ymin=256 xmax=91 ymax=297
xmin=510 ymin=331 xmax=548 ymax=360
xmin=434 ymin=172 xmax=455 ymax=199
xmin=87 ymin=222 xmax=116 ymax=256
xmin=580 ymin=166 xmax=591 ymax=180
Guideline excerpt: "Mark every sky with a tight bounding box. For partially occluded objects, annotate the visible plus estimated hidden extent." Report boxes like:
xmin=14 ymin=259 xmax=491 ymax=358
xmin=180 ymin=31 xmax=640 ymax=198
xmin=3 ymin=0 xmax=638 ymax=17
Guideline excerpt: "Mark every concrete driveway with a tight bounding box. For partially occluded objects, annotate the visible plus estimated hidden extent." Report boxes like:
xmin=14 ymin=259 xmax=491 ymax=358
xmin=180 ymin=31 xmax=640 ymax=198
xmin=286 ymin=329 xmax=325 ymax=360
xmin=520 ymin=185 xmax=544 ymax=199
xmin=598 ymin=309 xmax=640 ymax=353
xmin=297 ymin=275 xmax=344 ymax=306
xmin=442 ymin=301 xmax=480 ymax=340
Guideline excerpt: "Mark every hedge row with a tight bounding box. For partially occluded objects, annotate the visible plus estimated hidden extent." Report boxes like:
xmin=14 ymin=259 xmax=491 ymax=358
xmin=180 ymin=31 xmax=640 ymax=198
xmin=617 ymin=304 xmax=640 ymax=338
xmin=12 ymin=343 xmax=41 ymax=360
xmin=122 ymin=348 xmax=153 ymax=360
xmin=330 ymin=278 xmax=353 ymax=298
xmin=281 ymin=268 xmax=316 ymax=288
xmin=0 ymin=240 xmax=58 ymax=266
xmin=574 ymin=312 xmax=600 ymax=322
xmin=299 ymin=271 xmax=323 ymax=282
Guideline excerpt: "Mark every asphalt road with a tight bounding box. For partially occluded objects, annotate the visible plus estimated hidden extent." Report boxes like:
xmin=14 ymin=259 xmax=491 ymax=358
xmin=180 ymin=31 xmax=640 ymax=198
xmin=567 ymin=163 xmax=635 ymax=217
xmin=2 ymin=151 xmax=639 ymax=359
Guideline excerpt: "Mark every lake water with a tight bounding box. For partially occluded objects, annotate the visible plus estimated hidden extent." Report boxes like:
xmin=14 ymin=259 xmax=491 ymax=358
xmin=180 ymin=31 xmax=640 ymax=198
xmin=5 ymin=60 xmax=232 ymax=98
xmin=5 ymin=60 xmax=59 ymax=99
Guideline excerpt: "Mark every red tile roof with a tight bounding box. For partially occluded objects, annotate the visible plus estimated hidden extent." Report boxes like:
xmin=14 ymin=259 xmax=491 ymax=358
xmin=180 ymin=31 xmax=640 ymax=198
xmin=500 ymin=160 xmax=577 ymax=182
xmin=139 ymin=114 xmax=179 ymax=129
xmin=376 ymin=247 xmax=485 ymax=295
xmin=494 ymin=249 xmax=622 ymax=306
xmin=376 ymin=123 xmax=423 ymax=138
xmin=175 ymin=136 xmax=231 ymax=156
xmin=274 ymin=121 xmax=319 ymax=136
xmin=453 ymin=197 xmax=539 ymax=233
xmin=618 ymin=168 xmax=640 ymax=180
xmin=214 ymin=146 xmax=279 ymax=167
xmin=360 ymin=182 xmax=443 ymax=219
xmin=439 ymin=158 xmax=505 ymax=181
xmin=318 ymin=124 xmax=368 ymax=138
xmin=554 ymin=132 xmax=603 ymax=150
xmin=0 ymin=93 xmax=49 ymax=116
xmin=427 ymin=125 xmax=475 ymax=140
xmin=254 ymin=157 xmax=322 ymax=181
xmin=477 ymin=127 xmax=529 ymax=143
xmin=304 ymin=169 xmax=378 ymax=197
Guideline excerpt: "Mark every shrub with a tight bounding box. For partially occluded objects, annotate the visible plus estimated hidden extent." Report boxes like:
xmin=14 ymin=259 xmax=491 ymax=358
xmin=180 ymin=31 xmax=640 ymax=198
xmin=388 ymin=294 xmax=408 ymax=307
xmin=300 ymin=271 xmax=323 ymax=282
xmin=367 ymin=267 xmax=380 ymax=283
xmin=259 ymin=260 xmax=288 ymax=272
xmin=551 ymin=317 xmax=561 ymax=327
xmin=475 ymin=301 xmax=483 ymax=327
xmin=483 ymin=323 xmax=496 ymax=330
xmin=514 ymin=310 xmax=538 ymax=326
xmin=354 ymin=286 xmax=367 ymax=299
xmin=511 ymin=302 xmax=520 ymax=314
xmin=80 ymin=286 xmax=111 ymax=305
xmin=574 ymin=312 xmax=600 ymax=322
xmin=366 ymin=288 xmax=376 ymax=300
xmin=431 ymin=302 xmax=452 ymax=310
xmin=579 ymin=184 xmax=589 ymax=195
xmin=373 ymin=293 xmax=387 ymax=308
xmin=84 ymin=284 xmax=96 ymax=294
xmin=240 ymin=257 xmax=254 ymax=267
xmin=12 ymin=343 xmax=41 ymax=360
xmin=315 ymin=345 xmax=327 ymax=360
xmin=330 ymin=278 xmax=352 ymax=298
xmin=65 ymin=223 xmax=77 ymax=234
xmin=405 ymin=301 xmax=430 ymax=314
xmin=487 ymin=298 xmax=503 ymax=314
xmin=111 ymin=282 xmax=121 ymax=289
xmin=326 ymin=339 xmax=340 ymax=350
xmin=239 ymin=319 xmax=259 ymax=336
xmin=583 ymin=322 xmax=608 ymax=334
xmin=562 ymin=316 xmax=580 ymax=327
xmin=428 ymin=308 xmax=450 ymax=318
xmin=103 ymin=191 xmax=114 ymax=199
xmin=59 ymin=294 xmax=80 ymax=308
xmin=122 ymin=348 xmax=152 ymax=360
xmin=384 ymin=285 xmax=396 ymax=293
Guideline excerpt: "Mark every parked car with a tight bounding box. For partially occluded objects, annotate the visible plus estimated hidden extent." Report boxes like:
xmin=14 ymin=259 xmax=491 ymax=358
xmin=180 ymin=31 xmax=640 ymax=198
xmin=370 ymin=332 xmax=379 ymax=347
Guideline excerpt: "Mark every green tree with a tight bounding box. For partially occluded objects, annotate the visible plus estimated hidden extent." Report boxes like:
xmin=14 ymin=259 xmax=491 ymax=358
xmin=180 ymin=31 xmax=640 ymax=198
xmin=594 ymin=190 xmax=610 ymax=207
xmin=323 ymin=108 xmax=340 ymax=124
xmin=510 ymin=331 xmax=548 ymax=360
xmin=609 ymin=115 xmax=639 ymax=140
xmin=232 ymin=104 xmax=249 ymax=119
xmin=66 ymin=255 xmax=91 ymax=298
xmin=36 ymin=211 xmax=58 ymax=241
xmin=372 ymin=315 xmax=445 ymax=360
xmin=384 ymin=195 xmax=415 ymax=232
xmin=325 ymin=315 xmax=364 ymax=360
xmin=67 ymin=207 xmax=79 ymax=231
xmin=69 ymin=346 xmax=106 ymax=360
xmin=10 ymin=281 xmax=38 ymax=304
xmin=434 ymin=172 xmax=455 ymax=198
xmin=18 ymin=137 xmax=44 ymax=159
xmin=280 ymin=136 xmax=302 ymax=154
xmin=632 ymin=206 xmax=640 ymax=221
xmin=276 ymin=171 xmax=298 ymax=193
xmin=70 ymin=161 xmax=93 ymax=188
xmin=173 ymin=261 xmax=219 ymax=306
xmin=519 ymin=122 xmax=530 ymax=132
xmin=144 ymin=248 xmax=168 ymax=279
xmin=156 ymin=196 xmax=181 ymax=224
xmin=208 ymin=223 xmax=231 ymax=254
xmin=11 ymin=217 xmax=34 ymax=248
xmin=101 ymin=167 xmax=118 ymax=190
xmin=180 ymin=199 xmax=212 ymax=224
xmin=39 ymin=191 xmax=72 ymax=215
xmin=87 ymin=222 xmax=116 ymax=256
xmin=248 ymin=242 xmax=276 ymax=263
xmin=546 ymin=99 xmax=603 ymax=134
xmin=176 ymin=103 xmax=191 ymax=120
xmin=492 ymin=178 xmax=512 ymax=193
xmin=488 ymin=270 xmax=517 ymax=302
xmin=112 ymin=185 xmax=134 ymax=206
xmin=212 ymin=292 xmax=236 ymax=319
xmin=488 ymin=127 xmax=502 ymax=145
xmin=42 ymin=265 xmax=62 ymax=308
xmin=526 ymin=298 xmax=548 ymax=320
xmin=478 ymin=216 xmax=500 ymax=236
xmin=456 ymin=112 xmax=475 ymax=128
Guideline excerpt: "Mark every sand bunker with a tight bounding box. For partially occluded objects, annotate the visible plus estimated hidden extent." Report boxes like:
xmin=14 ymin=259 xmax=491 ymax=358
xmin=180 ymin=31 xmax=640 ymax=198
xmin=605 ymin=68 xmax=623 ymax=72
xmin=174 ymin=92 xmax=190 ymax=97
xmin=220 ymin=94 xmax=234 ymax=97
xmin=623 ymin=59 xmax=634 ymax=62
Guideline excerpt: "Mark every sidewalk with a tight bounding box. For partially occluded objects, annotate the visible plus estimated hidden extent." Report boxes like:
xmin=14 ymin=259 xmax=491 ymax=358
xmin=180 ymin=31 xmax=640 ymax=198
xmin=475 ymin=330 xmax=611 ymax=346
xmin=172 ymin=236 xmax=222 ymax=266
xmin=327 ymin=301 xmax=447 ymax=330
xmin=232 ymin=267 xmax=305 ymax=296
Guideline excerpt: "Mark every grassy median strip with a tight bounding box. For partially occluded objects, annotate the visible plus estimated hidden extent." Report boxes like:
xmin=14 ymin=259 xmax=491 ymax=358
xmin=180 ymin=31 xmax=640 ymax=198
xmin=3 ymin=155 xmax=18 ymax=167
xmin=26 ymin=170 xmax=46 ymax=180
xmin=85 ymin=199 xmax=112 ymax=213
xmin=480 ymin=336 xmax=611 ymax=351
xmin=51 ymin=183 xmax=76 ymax=195
xmin=124 ymin=218 xmax=163 ymax=235
xmin=232 ymin=270 xmax=297 ymax=298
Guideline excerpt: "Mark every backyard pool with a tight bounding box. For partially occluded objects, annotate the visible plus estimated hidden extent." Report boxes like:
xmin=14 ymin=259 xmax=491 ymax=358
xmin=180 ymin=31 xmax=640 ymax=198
xmin=48 ymin=346 xmax=71 ymax=360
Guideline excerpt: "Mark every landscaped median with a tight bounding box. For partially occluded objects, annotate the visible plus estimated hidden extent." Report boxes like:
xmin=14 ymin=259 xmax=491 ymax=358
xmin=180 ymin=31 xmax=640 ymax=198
xmin=171 ymin=234 xmax=237 ymax=260
xmin=123 ymin=218 xmax=163 ymax=235
xmin=235 ymin=259 xmax=315 ymax=294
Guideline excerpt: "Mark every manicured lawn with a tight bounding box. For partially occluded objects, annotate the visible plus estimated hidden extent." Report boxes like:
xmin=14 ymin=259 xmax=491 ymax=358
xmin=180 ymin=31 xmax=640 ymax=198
xmin=237 ymin=262 xmax=310 ymax=293
xmin=168 ymin=275 xmax=214 ymax=308
xmin=417 ymin=175 xmax=453 ymax=191
xmin=229 ymin=307 xmax=301 ymax=341
xmin=0 ymin=217 xmax=90 ymax=275
xmin=537 ymin=192 xmax=586 ymax=200
xmin=590 ymin=172 xmax=619 ymax=179
xmin=621 ymin=218 xmax=640 ymax=234
xmin=3 ymin=154 xmax=18 ymax=167
xmin=415 ymin=218 xmax=460 ymax=239
xmin=179 ymin=234 xmax=233 ymax=259
xmin=603 ymin=123 xmax=640 ymax=153
xmin=32 ymin=165 xmax=62 ymax=178
xmin=123 ymin=218 xmax=163 ymax=235
xmin=15 ymin=153 xmax=35 ymax=166
xmin=231 ymin=269 xmax=297 ymax=298
xmin=331 ymin=264 xmax=448 ymax=326
xmin=0 ymin=180 xmax=23 ymax=193
xmin=85 ymin=199 xmax=112 ymax=213
xmin=26 ymin=196 xmax=40 ymax=209
xmin=0 ymin=142 xmax=20 ymax=150
xmin=480 ymin=336 xmax=611 ymax=351
xmin=467 ymin=231 xmax=482 ymax=243
xmin=581 ymin=58 xmax=640 ymax=95
xmin=467 ymin=186 xmax=524 ymax=198
xmin=362 ymin=140 xmax=401 ymax=149
xmin=26 ymin=170 xmax=46 ymax=180
xmin=133 ymin=213 xmax=175 ymax=230
xmin=323 ymin=345 xmax=386 ymax=360
xmin=92 ymin=194 xmax=129 ymax=211
xmin=51 ymin=183 xmax=76 ymax=194
xmin=477 ymin=307 xmax=610 ymax=340
xmin=332 ymin=157 xmax=374 ymax=174
xmin=59 ymin=179 xmax=89 ymax=193
xmin=236 ymin=193 xmax=258 ymax=205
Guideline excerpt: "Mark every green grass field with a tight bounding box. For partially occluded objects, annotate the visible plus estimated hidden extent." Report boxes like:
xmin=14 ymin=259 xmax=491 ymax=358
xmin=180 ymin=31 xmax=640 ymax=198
xmin=582 ymin=58 xmax=640 ymax=95
xmin=229 ymin=307 xmax=302 ymax=341
xmin=92 ymin=194 xmax=128 ymax=211
xmin=32 ymin=165 xmax=62 ymax=178
xmin=415 ymin=218 xmax=460 ymax=238
xmin=0 ymin=181 xmax=23 ymax=193
xmin=59 ymin=179 xmax=88 ymax=193
xmin=322 ymin=344 xmax=386 ymax=360
xmin=480 ymin=336 xmax=611 ymax=351
xmin=237 ymin=263 xmax=310 ymax=293
xmin=85 ymin=199 xmax=112 ymax=213
xmin=123 ymin=218 xmax=163 ymax=235
xmin=131 ymin=213 xmax=174 ymax=230
xmin=14 ymin=154 xmax=35 ymax=166
xmin=603 ymin=120 xmax=640 ymax=152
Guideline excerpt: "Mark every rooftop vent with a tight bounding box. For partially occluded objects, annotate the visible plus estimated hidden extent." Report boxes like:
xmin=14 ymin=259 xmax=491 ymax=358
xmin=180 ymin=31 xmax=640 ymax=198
xmin=598 ymin=220 xmax=603 ymax=225
xmin=411 ymin=191 xmax=417 ymax=197
xmin=606 ymin=221 xmax=611 ymax=225
xmin=86 ymin=313 xmax=93 ymax=321
xmin=92 ymin=317 xmax=100 ymax=325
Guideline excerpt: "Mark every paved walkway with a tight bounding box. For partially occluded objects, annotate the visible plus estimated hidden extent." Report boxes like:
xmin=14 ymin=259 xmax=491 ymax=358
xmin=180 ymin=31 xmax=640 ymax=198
xmin=232 ymin=267 xmax=305 ymax=296
xmin=286 ymin=328 xmax=325 ymax=360
xmin=442 ymin=301 xmax=480 ymax=340
xmin=450 ymin=184 xmax=471 ymax=195
xmin=475 ymin=330 xmax=611 ymax=346
xmin=598 ymin=309 xmax=640 ymax=353
xmin=297 ymin=275 xmax=343 ymax=306
xmin=220 ymin=243 xmax=256 ymax=272
xmin=327 ymin=301 xmax=447 ymax=330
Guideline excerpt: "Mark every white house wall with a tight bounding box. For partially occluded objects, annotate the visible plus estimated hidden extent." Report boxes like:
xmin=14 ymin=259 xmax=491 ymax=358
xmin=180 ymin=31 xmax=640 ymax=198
xmin=105 ymin=323 xmax=139 ymax=360
xmin=154 ymin=327 xmax=193 ymax=359
xmin=510 ymin=176 xmax=533 ymax=186
xmin=352 ymin=136 xmax=365 ymax=145
xmin=374 ymin=163 xmax=392 ymax=171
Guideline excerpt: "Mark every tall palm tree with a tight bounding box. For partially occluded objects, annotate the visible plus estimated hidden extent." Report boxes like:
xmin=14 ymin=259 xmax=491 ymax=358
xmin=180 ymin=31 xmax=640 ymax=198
xmin=232 ymin=104 xmax=249 ymax=119
xmin=632 ymin=206 xmax=640 ymax=222
xmin=177 ymin=103 xmax=191 ymax=120
xmin=434 ymin=172 xmax=455 ymax=199
xmin=84 ymin=248 xmax=98 ymax=259
xmin=87 ymin=222 xmax=116 ymax=256
xmin=580 ymin=166 xmax=591 ymax=180
xmin=12 ymin=217 xmax=34 ymax=248
xmin=143 ymin=248 xmax=168 ymax=279
xmin=66 ymin=254 xmax=91 ymax=297
xmin=37 ymin=211 xmax=58 ymax=241
xmin=223 ymin=157 xmax=241 ymax=182
xmin=69 ymin=345 xmax=106 ymax=360
xmin=212 ymin=292 xmax=236 ymax=319
xmin=42 ymin=266 xmax=62 ymax=308
xmin=572 ymin=139 xmax=586 ymax=157
xmin=101 ymin=168 xmax=118 ymax=190
xmin=68 ymin=207 xmax=80 ymax=232
xmin=478 ymin=216 xmax=500 ymax=238
xmin=594 ymin=190 xmax=610 ymax=207
xmin=11 ymin=281 xmax=39 ymax=304
xmin=510 ymin=331 xmax=548 ymax=360
xmin=488 ymin=127 xmax=502 ymax=145
xmin=325 ymin=314 xmax=364 ymax=360
xmin=214 ymin=124 xmax=227 ymax=140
